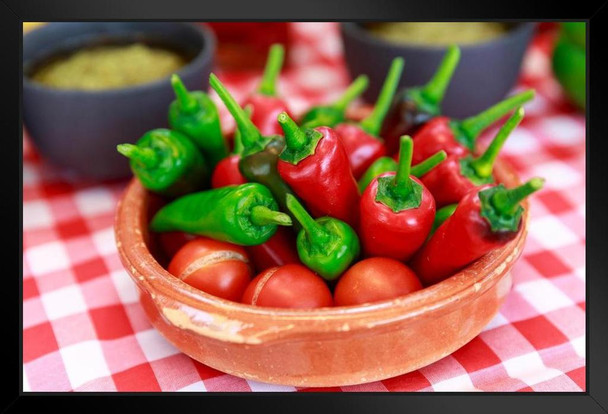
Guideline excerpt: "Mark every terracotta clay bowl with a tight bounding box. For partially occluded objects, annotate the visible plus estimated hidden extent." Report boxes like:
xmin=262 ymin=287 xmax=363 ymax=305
xmin=114 ymin=160 xmax=528 ymax=387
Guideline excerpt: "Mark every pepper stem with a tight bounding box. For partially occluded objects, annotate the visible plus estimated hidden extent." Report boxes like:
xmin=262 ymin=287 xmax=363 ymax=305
xmin=209 ymin=73 xmax=262 ymax=151
xmin=359 ymin=57 xmax=405 ymax=136
xmin=332 ymin=75 xmax=369 ymax=112
xmin=470 ymin=107 xmax=524 ymax=178
xmin=277 ymin=112 xmax=307 ymax=151
xmin=285 ymin=194 xmax=331 ymax=245
xmin=116 ymin=144 xmax=159 ymax=168
xmin=459 ymin=89 xmax=535 ymax=142
xmin=411 ymin=150 xmax=447 ymax=177
xmin=232 ymin=105 xmax=252 ymax=155
xmin=421 ymin=45 xmax=461 ymax=105
xmin=171 ymin=74 xmax=199 ymax=113
xmin=258 ymin=44 xmax=284 ymax=97
xmin=250 ymin=206 xmax=292 ymax=227
xmin=491 ymin=178 xmax=545 ymax=214
xmin=392 ymin=136 xmax=414 ymax=196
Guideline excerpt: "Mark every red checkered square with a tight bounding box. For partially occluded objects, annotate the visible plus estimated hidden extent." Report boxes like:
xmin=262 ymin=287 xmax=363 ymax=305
xmin=111 ymin=363 xmax=161 ymax=391
xmin=380 ymin=370 xmax=432 ymax=392
xmin=192 ymin=359 xmax=225 ymax=381
xmin=73 ymin=257 xmax=108 ymax=283
xmin=566 ymin=367 xmax=585 ymax=390
xmin=525 ymin=250 xmax=571 ymax=278
xmin=23 ymin=322 xmax=59 ymax=363
xmin=451 ymin=336 xmax=502 ymax=373
xmin=512 ymin=315 xmax=569 ymax=350
xmin=56 ymin=217 xmax=90 ymax=240
xmin=23 ymin=277 xmax=39 ymax=300
xmin=90 ymin=305 xmax=134 ymax=340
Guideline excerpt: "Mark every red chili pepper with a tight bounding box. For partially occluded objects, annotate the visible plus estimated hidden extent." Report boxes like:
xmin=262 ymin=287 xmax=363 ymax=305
xmin=410 ymin=178 xmax=544 ymax=286
xmin=210 ymin=106 xmax=251 ymax=188
xmin=334 ymin=57 xmax=404 ymax=179
xmin=242 ymin=43 xmax=292 ymax=136
xmin=421 ymin=107 xmax=524 ymax=207
xmin=359 ymin=136 xmax=435 ymax=261
xmin=245 ymin=227 xmax=301 ymax=272
xmin=276 ymin=112 xmax=360 ymax=227
xmin=408 ymin=89 xmax=535 ymax=165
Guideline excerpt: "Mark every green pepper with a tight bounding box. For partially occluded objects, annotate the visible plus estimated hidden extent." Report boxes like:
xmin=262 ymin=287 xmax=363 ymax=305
xmin=209 ymin=73 xmax=302 ymax=230
xmin=285 ymin=194 xmax=360 ymax=281
xmin=149 ymin=183 xmax=292 ymax=246
xmin=357 ymin=150 xmax=447 ymax=193
xmin=552 ymin=22 xmax=586 ymax=110
xmin=168 ymin=74 xmax=229 ymax=168
xmin=300 ymin=75 xmax=369 ymax=129
xmin=117 ymin=129 xmax=209 ymax=198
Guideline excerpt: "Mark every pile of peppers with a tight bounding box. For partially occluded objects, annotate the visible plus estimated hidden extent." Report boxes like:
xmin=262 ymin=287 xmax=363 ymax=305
xmin=117 ymin=43 xmax=544 ymax=309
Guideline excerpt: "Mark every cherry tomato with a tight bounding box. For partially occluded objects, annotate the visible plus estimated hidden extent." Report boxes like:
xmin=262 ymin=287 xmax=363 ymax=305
xmin=168 ymin=238 xmax=252 ymax=302
xmin=334 ymin=257 xmax=423 ymax=306
xmin=158 ymin=231 xmax=197 ymax=258
xmin=241 ymin=264 xmax=333 ymax=309
xmin=245 ymin=227 xmax=301 ymax=272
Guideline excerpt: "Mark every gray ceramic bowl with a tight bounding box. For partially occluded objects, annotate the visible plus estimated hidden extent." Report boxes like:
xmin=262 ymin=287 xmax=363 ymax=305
xmin=340 ymin=22 xmax=536 ymax=119
xmin=23 ymin=22 xmax=215 ymax=180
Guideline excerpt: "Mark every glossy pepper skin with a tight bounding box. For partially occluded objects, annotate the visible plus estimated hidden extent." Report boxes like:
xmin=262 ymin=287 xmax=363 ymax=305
xmin=210 ymin=106 xmax=250 ymax=188
xmin=299 ymin=75 xmax=369 ymax=129
xmin=409 ymin=89 xmax=535 ymax=165
xmin=381 ymin=45 xmax=461 ymax=155
xmin=245 ymin=227 xmax=301 ymax=272
xmin=277 ymin=112 xmax=360 ymax=227
xmin=359 ymin=136 xmax=435 ymax=261
xmin=411 ymin=178 xmax=544 ymax=286
xmin=149 ymin=183 xmax=292 ymax=246
xmin=209 ymin=73 xmax=300 ymax=228
xmin=242 ymin=44 xmax=292 ymax=136
xmin=422 ymin=107 xmax=524 ymax=207
xmin=552 ymin=22 xmax=586 ymax=109
xmin=168 ymin=74 xmax=228 ymax=169
xmin=358 ymin=150 xmax=447 ymax=193
xmin=286 ymin=194 xmax=360 ymax=281
xmin=335 ymin=57 xmax=405 ymax=178
xmin=117 ymin=129 xmax=209 ymax=198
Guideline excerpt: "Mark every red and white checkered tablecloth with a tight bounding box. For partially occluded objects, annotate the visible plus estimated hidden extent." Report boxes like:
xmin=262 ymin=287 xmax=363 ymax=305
xmin=22 ymin=22 xmax=586 ymax=392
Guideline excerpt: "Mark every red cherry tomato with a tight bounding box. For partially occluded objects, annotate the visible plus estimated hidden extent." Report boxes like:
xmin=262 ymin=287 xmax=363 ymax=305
xmin=158 ymin=231 xmax=197 ymax=258
xmin=241 ymin=264 xmax=333 ymax=309
xmin=334 ymin=258 xmax=423 ymax=306
xmin=245 ymin=227 xmax=301 ymax=272
xmin=168 ymin=238 xmax=253 ymax=302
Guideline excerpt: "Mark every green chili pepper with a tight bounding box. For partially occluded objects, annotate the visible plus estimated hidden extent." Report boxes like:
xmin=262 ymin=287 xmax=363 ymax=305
xmin=300 ymin=75 xmax=369 ymax=129
xmin=552 ymin=22 xmax=586 ymax=110
xmin=209 ymin=73 xmax=302 ymax=230
xmin=168 ymin=74 xmax=228 ymax=168
xmin=117 ymin=129 xmax=209 ymax=198
xmin=285 ymin=194 xmax=360 ymax=281
xmin=358 ymin=150 xmax=447 ymax=193
xmin=429 ymin=203 xmax=457 ymax=237
xmin=149 ymin=183 xmax=292 ymax=246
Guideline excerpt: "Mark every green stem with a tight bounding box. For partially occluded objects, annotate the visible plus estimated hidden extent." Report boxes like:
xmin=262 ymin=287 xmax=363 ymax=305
xmin=286 ymin=194 xmax=331 ymax=245
xmin=420 ymin=45 xmax=461 ymax=105
xmin=250 ymin=206 xmax=292 ymax=227
xmin=491 ymin=178 xmax=545 ymax=214
xmin=278 ymin=112 xmax=307 ymax=151
xmin=171 ymin=74 xmax=199 ymax=113
xmin=392 ymin=136 xmax=414 ymax=196
xmin=470 ymin=107 xmax=524 ymax=178
xmin=459 ymin=89 xmax=535 ymax=142
xmin=232 ymin=105 xmax=252 ymax=155
xmin=411 ymin=150 xmax=447 ymax=177
xmin=116 ymin=144 xmax=159 ymax=168
xmin=209 ymin=73 xmax=262 ymax=151
xmin=332 ymin=75 xmax=369 ymax=112
xmin=258 ymin=44 xmax=285 ymax=97
xmin=359 ymin=57 xmax=405 ymax=136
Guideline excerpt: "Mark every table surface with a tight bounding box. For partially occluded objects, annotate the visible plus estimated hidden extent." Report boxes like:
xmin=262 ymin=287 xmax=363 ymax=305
xmin=22 ymin=22 xmax=586 ymax=392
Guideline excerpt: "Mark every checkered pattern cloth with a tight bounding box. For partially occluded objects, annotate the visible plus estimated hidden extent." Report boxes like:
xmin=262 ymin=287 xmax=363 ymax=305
xmin=22 ymin=22 xmax=586 ymax=392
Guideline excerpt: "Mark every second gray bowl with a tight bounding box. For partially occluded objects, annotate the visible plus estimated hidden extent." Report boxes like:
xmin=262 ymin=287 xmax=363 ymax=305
xmin=340 ymin=22 xmax=536 ymax=119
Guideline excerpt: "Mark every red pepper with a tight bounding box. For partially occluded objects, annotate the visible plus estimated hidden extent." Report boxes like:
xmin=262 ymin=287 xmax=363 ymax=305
xmin=276 ymin=112 xmax=360 ymax=227
xmin=210 ymin=106 xmax=251 ymax=188
xmin=421 ymin=107 xmax=524 ymax=207
xmin=410 ymin=178 xmax=544 ymax=286
xmin=242 ymin=43 xmax=292 ymax=136
xmin=335 ymin=58 xmax=404 ymax=178
xmin=245 ymin=227 xmax=301 ymax=272
xmin=359 ymin=136 xmax=435 ymax=261
xmin=408 ymin=89 xmax=535 ymax=165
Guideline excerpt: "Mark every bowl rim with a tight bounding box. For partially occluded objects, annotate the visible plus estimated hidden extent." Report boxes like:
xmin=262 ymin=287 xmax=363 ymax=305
xmin=339 ymin=21 xmax=537 ymax=52
xmin=22 ymin=22 xmax=216 ymax=96
xmin=114 ymin=158 xmax=529 ymax=337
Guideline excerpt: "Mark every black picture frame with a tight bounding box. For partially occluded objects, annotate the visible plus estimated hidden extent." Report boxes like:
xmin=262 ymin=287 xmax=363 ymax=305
xmin=5 ymin=0 xmax=607 ymax=412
